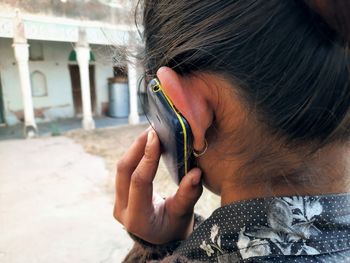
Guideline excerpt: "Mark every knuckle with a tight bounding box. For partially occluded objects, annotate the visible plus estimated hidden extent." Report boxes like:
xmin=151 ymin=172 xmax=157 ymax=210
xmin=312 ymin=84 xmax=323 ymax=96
xmin=136 ymin=134 xmax=145 ymax=145
xmin=123 ymin=217 xmax=137 ymax=233
xmin=113 ymin=205 xmax=122 ymax=223
xmin=143 ymin=149 xmax=158 ymax=164
xmin=131 ymin=170 xmax=148 ymax=187
xmin=116 ymin=159 xmax=128 ymax=174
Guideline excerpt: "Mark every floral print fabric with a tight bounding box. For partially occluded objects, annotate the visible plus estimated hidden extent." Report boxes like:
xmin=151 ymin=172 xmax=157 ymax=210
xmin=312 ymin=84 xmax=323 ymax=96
xmin=174 ymin=193 xmax=350 ymax=262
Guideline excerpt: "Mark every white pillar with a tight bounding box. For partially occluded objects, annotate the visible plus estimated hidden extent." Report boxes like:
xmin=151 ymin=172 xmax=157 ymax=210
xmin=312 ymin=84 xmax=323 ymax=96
xmin=127 ymin=53 xmax=140 ymax=125
xmin=13 ymin=13 xmax=37 ymax=138
xmin=75 ymin=29 xmax=95 ymax=130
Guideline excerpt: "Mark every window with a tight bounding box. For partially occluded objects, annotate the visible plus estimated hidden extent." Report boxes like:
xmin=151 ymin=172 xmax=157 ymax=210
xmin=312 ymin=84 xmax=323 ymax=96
xmin=29 ymin=41 xmax=44 ymax=61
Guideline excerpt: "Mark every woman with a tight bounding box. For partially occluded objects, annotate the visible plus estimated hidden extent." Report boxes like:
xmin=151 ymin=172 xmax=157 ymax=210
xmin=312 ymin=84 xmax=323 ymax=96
xmin=114 ymin=0 xmax=350 ymax=262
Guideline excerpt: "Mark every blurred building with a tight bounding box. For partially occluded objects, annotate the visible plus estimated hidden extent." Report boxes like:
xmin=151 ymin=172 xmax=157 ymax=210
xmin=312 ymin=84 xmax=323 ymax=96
xmin=0 ymin=0 xmax=144 ymax=137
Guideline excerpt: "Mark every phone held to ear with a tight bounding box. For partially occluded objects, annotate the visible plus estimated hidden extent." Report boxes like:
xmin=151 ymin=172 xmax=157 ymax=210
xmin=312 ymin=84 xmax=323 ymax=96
xmin=145 ymin=78 xmax=195 ymax=185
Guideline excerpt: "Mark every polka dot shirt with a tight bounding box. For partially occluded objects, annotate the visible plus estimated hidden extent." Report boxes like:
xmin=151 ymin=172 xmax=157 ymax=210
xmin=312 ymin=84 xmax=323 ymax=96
xmin=173 ymin=193 xmax=350 ymax=262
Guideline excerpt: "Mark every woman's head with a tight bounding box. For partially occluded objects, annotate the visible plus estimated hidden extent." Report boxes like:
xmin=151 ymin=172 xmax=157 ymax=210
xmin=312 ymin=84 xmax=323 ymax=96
xmin=140 ymin=0 xmax=350 ymax=197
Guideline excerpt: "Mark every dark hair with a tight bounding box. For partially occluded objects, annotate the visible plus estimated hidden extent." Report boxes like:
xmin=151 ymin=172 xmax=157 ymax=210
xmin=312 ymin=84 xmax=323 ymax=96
xmin=140 ymin=0 xmax=350 ymax=146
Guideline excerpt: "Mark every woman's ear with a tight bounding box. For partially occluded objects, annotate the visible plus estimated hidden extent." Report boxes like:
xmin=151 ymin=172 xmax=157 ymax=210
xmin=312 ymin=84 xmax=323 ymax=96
xmin=156 ymin=67 xmax=215 ymax=152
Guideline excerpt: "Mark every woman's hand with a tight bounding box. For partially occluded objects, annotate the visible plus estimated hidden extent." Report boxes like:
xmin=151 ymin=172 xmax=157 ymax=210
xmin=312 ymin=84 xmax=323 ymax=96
xmin=113 ymin=127 xmax=203 ymax=245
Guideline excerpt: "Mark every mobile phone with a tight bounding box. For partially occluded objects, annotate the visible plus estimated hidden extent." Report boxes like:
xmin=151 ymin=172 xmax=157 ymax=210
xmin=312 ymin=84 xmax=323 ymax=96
xmin=144 ymin=78 xmax=195 ymax=185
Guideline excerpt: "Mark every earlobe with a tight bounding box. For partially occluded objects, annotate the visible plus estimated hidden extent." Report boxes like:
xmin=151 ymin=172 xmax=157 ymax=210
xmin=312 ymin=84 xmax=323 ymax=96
xmin=156 ymin=67 xmax=214 ymax=152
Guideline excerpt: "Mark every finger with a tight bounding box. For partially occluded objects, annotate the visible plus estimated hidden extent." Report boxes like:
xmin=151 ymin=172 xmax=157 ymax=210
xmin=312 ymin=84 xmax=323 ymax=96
xmin=115 ymin=126 xmax=152 ymax=213
xmin=117 ymin=126 xmax=153 ymax=175
xmin=167 ymin=168 xmax=203 ymax=217
xmin=128 ymin=130 xmax=161 ymax=215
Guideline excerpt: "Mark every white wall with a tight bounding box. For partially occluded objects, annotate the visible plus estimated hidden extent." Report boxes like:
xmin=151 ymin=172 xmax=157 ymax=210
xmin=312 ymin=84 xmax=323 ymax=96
xmin=0 ymin=38 xmax=75 ymax=124
xmin=31 ymin=41 xmax=73 ymax=109
xmin=0 ymin=38 xmax=116 ymax=125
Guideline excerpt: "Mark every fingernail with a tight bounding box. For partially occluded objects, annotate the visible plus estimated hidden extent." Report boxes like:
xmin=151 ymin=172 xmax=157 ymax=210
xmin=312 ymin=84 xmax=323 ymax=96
xmin=191 ymin=169 xmax=202 ymax=186
xmin=147 ymin=130 xmax=154 ymax=145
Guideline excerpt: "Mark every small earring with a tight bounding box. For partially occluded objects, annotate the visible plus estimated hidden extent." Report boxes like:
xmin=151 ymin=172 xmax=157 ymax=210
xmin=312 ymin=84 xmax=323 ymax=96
xmin=193 ymin=139 xmax=208 ymax=157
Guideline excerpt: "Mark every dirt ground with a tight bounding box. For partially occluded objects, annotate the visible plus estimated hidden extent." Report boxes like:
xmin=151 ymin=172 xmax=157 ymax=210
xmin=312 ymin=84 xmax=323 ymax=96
xmin=0 ymin=136 xmax=134 ymax=263
xmin=66 ymin=123 xmax=220 ymax=218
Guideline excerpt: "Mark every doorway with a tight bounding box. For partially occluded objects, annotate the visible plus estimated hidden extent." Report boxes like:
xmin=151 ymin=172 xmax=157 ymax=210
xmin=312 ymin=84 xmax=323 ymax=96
xmin=0 ymin=73 xmax=5 ymax=124
xmin=68 ymin=65 xmax=96 ymax=115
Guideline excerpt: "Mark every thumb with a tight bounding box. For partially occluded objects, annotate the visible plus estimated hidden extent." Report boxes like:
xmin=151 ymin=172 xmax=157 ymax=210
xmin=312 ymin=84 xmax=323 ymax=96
xmin=168 ymin=168 xmax=203 ymax=217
